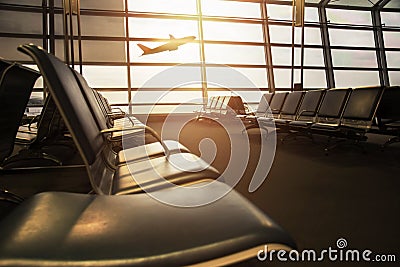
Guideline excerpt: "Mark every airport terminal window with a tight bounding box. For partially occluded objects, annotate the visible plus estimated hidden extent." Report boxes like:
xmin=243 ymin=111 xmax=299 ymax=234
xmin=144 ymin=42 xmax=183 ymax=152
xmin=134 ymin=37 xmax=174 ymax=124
xmin=1 ymin=0 xmax=399 ymax=113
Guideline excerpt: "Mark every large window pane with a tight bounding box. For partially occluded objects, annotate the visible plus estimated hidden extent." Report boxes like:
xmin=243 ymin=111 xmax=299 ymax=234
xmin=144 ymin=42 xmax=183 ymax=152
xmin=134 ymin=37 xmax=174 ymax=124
xmin=274 ymin=69 xmax=298 ymax=88
xmin=383 ymin=31 xmax=400 ymax=49
xmin=55 ymin=40 xmax=126 ymax=63
xmin=303 ymin=70 xmax=327 ymax=88
xmin=204 ymin=44 xmax=265 ymax=65
xmin=386 ymin=51 xmax=400 ymax=68
xmin=327 ymin=9 xmax=371 ymax=26
xmin=267 ymin=4 xmax=319 ymax=23
xmin=202 ymin=21 xmax=263 ymax=43
xmin=334 ymin=70 xmax=380 ymax=88
xmin=53 ymin=0 xmax=124 ymax=10
xmin=381 ymin=12 xmax=400 ymax=27
xmin=272 ymin=47 xmax=324 ymax=66
xmin=389 ymin=72 xmax=400 ymax=86
xmin=98 ymin=91 xmax=128 ymax=105
xmin=128 ymin=0 xmax=196 ymax=14
xmin=269 ymin=25 xmax=321 ymax=45
xmin=54 ymin=14 xmax=125 ymax=37
xmin=81 ymin=66 xmax=128 ymax=88
xmin=129 ymin=18 xmax=198 ymax=39
xmin=332 ymin=50 xmax=377 ymax=68
xmin=207 ymin=67 xmax=267 ymax=89
xmin=0 ymin=37 xmax=43 ymax=61
xmin=329 ymin=29 xmax=375 ymax=47
xmin=202 ymin=0 xmax=261 ymax=18
xmin=131 ymin=66 xmax=202 ymax=88
xmin=0 ymin=10 xmax=42 ymax=34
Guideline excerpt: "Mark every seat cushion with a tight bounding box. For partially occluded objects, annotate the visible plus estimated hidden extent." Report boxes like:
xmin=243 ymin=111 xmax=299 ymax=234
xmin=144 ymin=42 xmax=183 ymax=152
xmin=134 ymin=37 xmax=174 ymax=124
xmin=116 ymin=140 xmax=190 ymax=165
xmin=0 ymin=183 xmax=295 ymax=266
xmin=113 ymin=153 xmax=221 ymax=194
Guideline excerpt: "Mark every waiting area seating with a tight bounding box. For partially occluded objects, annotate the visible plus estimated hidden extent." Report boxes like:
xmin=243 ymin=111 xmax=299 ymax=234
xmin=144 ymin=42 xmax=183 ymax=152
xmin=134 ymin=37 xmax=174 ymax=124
xmin=241 ymin=86 xmax=400 ymax=152
xmin=0 ymin=44 xmax=296 ymax=266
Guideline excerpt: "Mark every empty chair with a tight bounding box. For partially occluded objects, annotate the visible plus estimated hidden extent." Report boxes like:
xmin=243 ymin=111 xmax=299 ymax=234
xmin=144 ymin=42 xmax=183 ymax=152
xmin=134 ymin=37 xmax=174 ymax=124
xmin=0 ymin=63 xmax=40 ymax=163
xmin=285 ymin=89 xmax=326 ymax=141
xmin=257 ymin=92 xmax=288 ymax=132
xmin=274 ymin=91 xmax=305 ymax=130
xmin=339 ymin=86 xmax=383 ymax=138
xmin=0 ymin=182 xmax=296 ymax=266
xmin=374 ymin=86 xmax=400 ymax=148
xmin=19 ymin=44 xmax=219 ymax=195
xmin=310 ymin=88 xmax=351 ymax=135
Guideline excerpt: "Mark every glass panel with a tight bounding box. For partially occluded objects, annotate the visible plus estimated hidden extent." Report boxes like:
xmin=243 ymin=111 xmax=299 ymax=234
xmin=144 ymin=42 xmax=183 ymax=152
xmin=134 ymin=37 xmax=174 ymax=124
xmin=55 ymin=40 xmax=126 ymax=63
xmin=201 ymin=0 xmax=261 ymax=18
xmin=273 ymin=69 xmax=299 ymax=89
xmin=269 ymin=25 xmax=321 ymax=45
xmin=383 ymin=31 xmax=400 ymax=48
xmin=389 ymin=71 xmax=400 ymax=86
xmin=0 ymin=37 xmax=43 ymax=61
xmin=53 ymin=0 xmax=124 ymax=10
xmin=271 ymin=47 xmax=324 ymax=66
xmin=130 ymin=42 xmax=200 ymax=63
xmin=202 ymin=21 xmax=263 ymax=43
xmin=329 ymin=29 xmax=375 ymax=47
xmin=0 ymin=10 xmax=42 ymax=34
xmin=128 ymin=0 xmax=196 ymax=14
xmin=98 ymin=91 xmax=128 ymax=105
xmin=0 ymin=0 xmax=42 ymax=6
xmin=303 ymin=70 xmax=327 ymax=88
xmin=131 ymin=66 xmax=202 ymax=88
xmin=386 ymin=51 xmax=400 ymax=68
xmin=204 ymin=44 xmax=265 ymax=65
xmin=381 ymin=12 xmax=400 ymax=27
xmin=334 ymin=70 xmax=380 ymax=88
xmin=54 ymin=14 xmax=125 ymax=37
xmin=327 ymin=9 xmax=372 ymax=26
xmin=332 ymin=50 xmax=377 ymax=68
xmin=80 ymin=66 xmax=128 ymax=88
xmin=132 ymin=91 xmax=201 ymax=104
xmin=267 ymin=4 xmax=292 ymax=21
xmin=206 ymin=67 xmax=268 ymax=89
xmin=129 ymin=18 xmax=198 ymax=39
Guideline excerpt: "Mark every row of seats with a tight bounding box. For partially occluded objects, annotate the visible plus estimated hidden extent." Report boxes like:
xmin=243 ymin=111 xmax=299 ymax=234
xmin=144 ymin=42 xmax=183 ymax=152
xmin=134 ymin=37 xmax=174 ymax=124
xmin=242 ymin=86 xmax=400 ymax=151
xmin=0 ymin=44 xmax=296 ymax=266
xmin=196 ymin=95 xmax=247 ymax=119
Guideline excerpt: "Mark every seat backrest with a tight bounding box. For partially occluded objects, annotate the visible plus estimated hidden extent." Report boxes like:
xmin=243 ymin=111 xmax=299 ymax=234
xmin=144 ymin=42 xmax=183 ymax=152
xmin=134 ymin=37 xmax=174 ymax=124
xmin=18 ymin=44 xmax=116 ymax=194
xmin=341 ymin=86 xmax=383 ymax=129
xmin=279 ymin=91 xmax=305 ymax=118
xmin=375 ymin=86 xmax=400 ymax=127
xmin=316 ymin=88 xmax=351 ymax=124
xmin=0 ymin=63 xmax=40 ymax=163
xmin=227 ymin=96 xmax=246 ymax=115
xmin=254 ymin=93 xmax=272 ymax=116
xmin=269 ymin=92 xmax=288 ymax=115
xmin=296 ymin=89 xmax=325 ymax=120
xmin=18 ymin=45 xmax=105 ymax=166
xmin=0 ymin=59 xmax=12 ymax=77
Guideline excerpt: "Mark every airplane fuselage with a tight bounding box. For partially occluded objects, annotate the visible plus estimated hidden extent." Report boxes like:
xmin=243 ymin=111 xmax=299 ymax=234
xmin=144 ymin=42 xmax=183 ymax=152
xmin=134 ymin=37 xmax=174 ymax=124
xmin=139 ymin=36 xmax=196 ymax=56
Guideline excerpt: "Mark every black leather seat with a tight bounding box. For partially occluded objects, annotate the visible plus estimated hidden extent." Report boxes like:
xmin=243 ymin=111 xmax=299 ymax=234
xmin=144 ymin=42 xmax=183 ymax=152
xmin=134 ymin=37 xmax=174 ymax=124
xmin=257 ymin=92 xmax=288 ymax=132
xmin=0 ymin=182 xmax=296 ymax=266
xmin=273 ymin=91 xmax=305 ymax=130
xmin=0 ymin=62 xmax=40 ymax=164
xmin=310 ymin=87 xmax=351 ymax=135
xmin=285 ymin=89 xmax=326 ymax=140
xmin=374 ymin=86 xmax=400 ymax=148
xmin=18 ymin=44 xmax=219 ymax=194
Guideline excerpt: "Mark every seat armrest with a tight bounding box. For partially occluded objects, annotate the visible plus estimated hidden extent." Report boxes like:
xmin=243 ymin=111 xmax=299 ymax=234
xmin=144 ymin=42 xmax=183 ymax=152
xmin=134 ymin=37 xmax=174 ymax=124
xmin=100 ymin=125 xmax=171 ymax=158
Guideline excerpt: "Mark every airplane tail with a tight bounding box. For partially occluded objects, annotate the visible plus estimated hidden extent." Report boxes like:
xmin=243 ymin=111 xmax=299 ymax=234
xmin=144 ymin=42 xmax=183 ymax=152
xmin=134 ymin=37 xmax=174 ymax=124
xmin=137 ymin=43 xmax=151 ymax=55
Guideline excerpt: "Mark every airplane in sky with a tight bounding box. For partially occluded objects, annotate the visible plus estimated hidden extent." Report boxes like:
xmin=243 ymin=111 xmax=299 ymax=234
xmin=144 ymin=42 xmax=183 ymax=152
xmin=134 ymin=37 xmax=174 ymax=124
xmin=137 ymin=35 xmax=196 ymax=56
